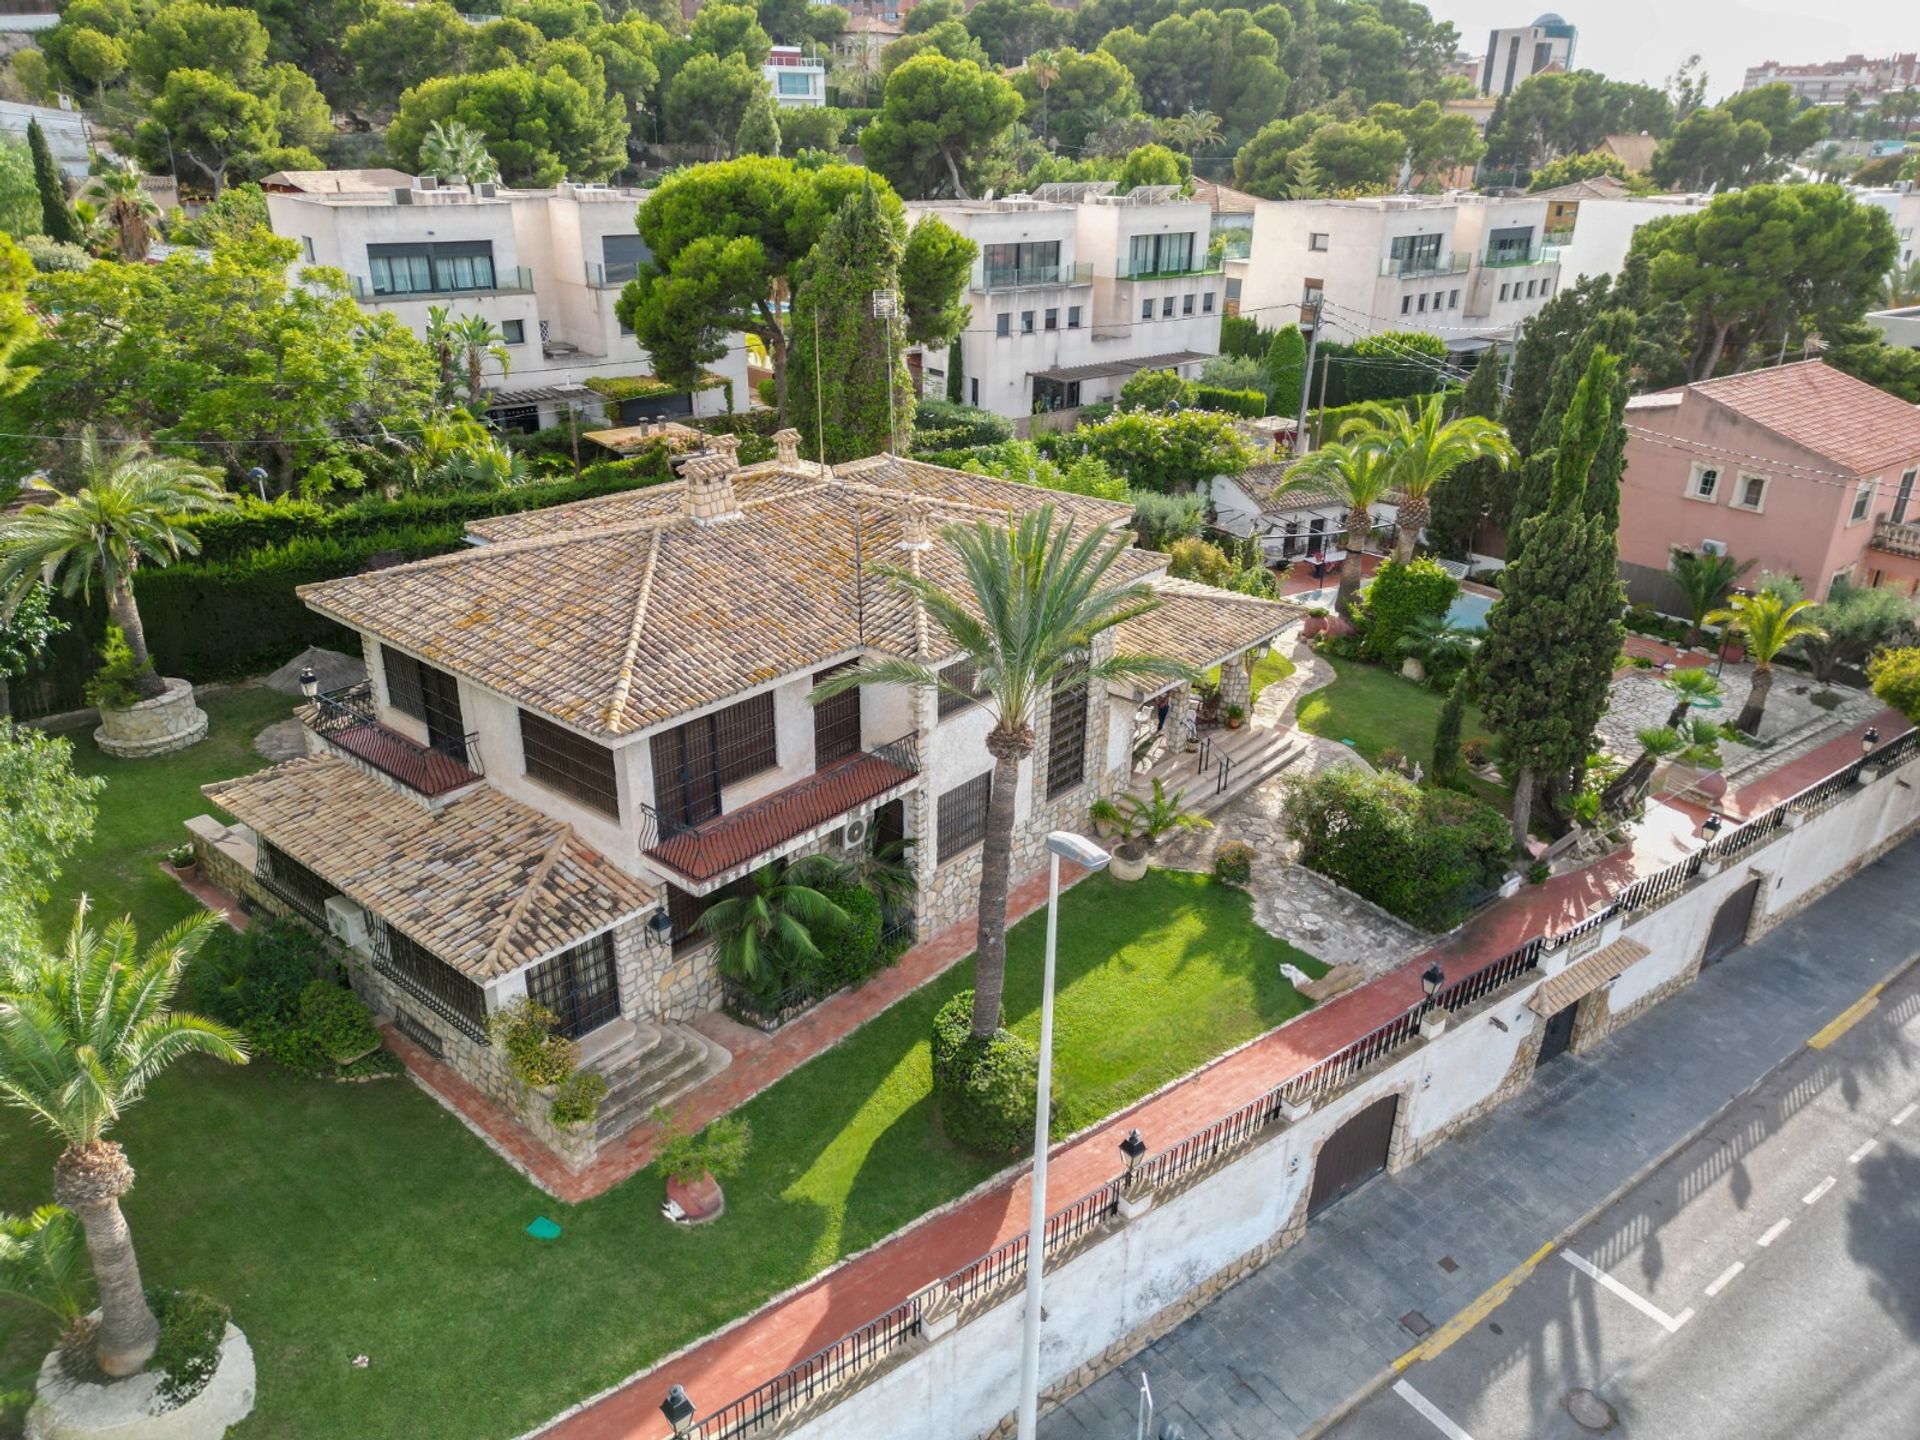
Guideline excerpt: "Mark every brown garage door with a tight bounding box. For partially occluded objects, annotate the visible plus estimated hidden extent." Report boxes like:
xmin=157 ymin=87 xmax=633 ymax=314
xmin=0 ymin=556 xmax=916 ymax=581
xmin=1703 ymin=877 xmax=1763 ymax=968
xmin=1308 ymin=1093 xmax=1399 ymax=1218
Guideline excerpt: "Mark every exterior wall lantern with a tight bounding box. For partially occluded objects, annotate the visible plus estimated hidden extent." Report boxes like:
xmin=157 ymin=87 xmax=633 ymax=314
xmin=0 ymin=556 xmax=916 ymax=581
xmin=660 ymin=1384 xmax=696 ymax=1435
xmin=298 ymin=666 xmax=319 ymax=702
xmin=1702 ymin=812 xmax=1723 ymax=835
xmin=1119 ymin=1128 xmax=1147 ymax=1177
xmin=646 ymin=906 xmax=675 ymax=946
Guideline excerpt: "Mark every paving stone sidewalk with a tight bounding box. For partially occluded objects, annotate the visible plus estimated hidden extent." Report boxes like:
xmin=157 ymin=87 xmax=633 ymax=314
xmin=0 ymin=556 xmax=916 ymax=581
xmin=1041 ymin=836 xmax=1920 ymax=1440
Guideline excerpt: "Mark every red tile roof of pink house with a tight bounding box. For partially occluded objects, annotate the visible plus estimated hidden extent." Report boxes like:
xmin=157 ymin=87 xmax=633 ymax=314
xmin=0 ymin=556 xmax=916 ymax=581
xmin=1671 ymin=360 xmax=1920 ymax=476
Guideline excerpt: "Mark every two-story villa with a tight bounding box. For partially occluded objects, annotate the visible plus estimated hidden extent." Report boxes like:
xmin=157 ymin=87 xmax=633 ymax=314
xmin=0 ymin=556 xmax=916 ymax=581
xmin=193 ymin=436 xmax=1299 ymax=1167
xmin=262 ymin=171 xmax=751 ymax=433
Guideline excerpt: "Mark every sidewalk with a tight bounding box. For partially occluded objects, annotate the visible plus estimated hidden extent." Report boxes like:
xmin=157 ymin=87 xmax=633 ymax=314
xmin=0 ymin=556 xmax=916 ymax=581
xmin=1041 ymin=835 xmax=1920 ymax=1439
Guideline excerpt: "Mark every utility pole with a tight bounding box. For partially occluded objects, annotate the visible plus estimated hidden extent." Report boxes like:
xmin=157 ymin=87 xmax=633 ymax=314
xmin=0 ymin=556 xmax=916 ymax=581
xmin=1292 ymin=296 xmax=1323 ymax=456
xmin=567 ymin=401 xmax=581 ymax=481
xmin=1502 ymin=313 xmax=1526 ymax=406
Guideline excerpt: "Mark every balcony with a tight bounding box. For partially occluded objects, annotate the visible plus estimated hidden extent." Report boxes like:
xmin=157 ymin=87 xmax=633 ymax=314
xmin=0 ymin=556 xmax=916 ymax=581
xmin=308 ymin=683 xmax=483 ymax=799
xmin=1481 ymin=244 xmax=1564 ymax=268
xmin=1378 ymin=252 xmax=1471 ymax=278
xmin=1869 ymin=518 xmax=1920 ymax=559
xmin=640 ymin=735 xmax=919 ymax=886
xmin=1115 ymin=260 xmax=1224 ymax=281
xmin=980 ymin=261 xmax=1093 ymax=290
xmin=349 ymin=265 xmax=535 ymax=302
xmin=585 ymin=260 xmax=643 ymax=288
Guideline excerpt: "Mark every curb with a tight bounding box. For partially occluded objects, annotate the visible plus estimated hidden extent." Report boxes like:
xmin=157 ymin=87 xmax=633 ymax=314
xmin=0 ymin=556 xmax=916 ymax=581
xmin=1299 ymin=940 xmax=1920 ymax=1440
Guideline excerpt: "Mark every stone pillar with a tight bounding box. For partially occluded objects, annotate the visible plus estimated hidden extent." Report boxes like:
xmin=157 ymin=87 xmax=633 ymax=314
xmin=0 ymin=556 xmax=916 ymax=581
xmin=1166 ymin=684 xmax=1196 ymax=749
xmin=1219 ymin=650 xmax=1254 ymax=718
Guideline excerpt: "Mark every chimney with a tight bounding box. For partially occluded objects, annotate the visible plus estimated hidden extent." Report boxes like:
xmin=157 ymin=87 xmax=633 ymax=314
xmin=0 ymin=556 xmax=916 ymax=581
xmin=680 ymin=446 xmax=741 ymax=526
xmin=710 ymin=433 xmax=741 ymax=466
xmin=898 ymin=500 xmax=934 ymax=552
xmin=774 ymin=427 xmax=802 ymax=465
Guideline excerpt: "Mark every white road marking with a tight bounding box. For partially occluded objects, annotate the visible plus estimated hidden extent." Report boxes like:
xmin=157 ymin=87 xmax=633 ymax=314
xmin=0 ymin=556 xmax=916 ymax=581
xmin=1757 ymin=1218 xmax=1792 ymax=1248
xmin=1803 ymin=1176 xmax=1836 ymax=1205
xmin=1892 ymin=1103 xmax=1916 ymax=1127
xmin=1704 ymin=1262 xmax=1744 ymax=1297
xmin=1394 ymin=1379 xmax=1477 ymax=1440
xmin=1560 ymin=1250 xmax=1694 ymax=1333
xmin=1848 ymin=1139 xmax=1878 ymax=1165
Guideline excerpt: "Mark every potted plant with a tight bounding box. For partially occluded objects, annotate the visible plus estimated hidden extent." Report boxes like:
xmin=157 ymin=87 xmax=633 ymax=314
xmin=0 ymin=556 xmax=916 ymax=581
xmin=1195 ymin=679 xmax=1221 ymax=726
xmin=165 ymin=841 xmax=198 ymax=882
xmin=1301 ymin=606 xmax=1330 ymax=639
xmin=1225 ymin=702 xmax=1246 ymax=730
xmin=652 ymin=1107 xmax=752 ymax=1224
xmin=1090 ymin=780 xmax=1211 ymax=882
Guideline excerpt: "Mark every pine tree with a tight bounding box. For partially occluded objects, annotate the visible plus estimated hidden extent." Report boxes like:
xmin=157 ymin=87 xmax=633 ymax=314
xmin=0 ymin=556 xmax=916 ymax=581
xmin=735 ymin=89 xmax=782 ymax=157
xmin=1432 ymin=672 xmax=1467 ymax=786
xmin=1477 ymin=350 xmax=1626 ymax=847
xmin=1264 ymin=324 xmax=1306 ymax=414
xmin=789 ymin=180 xmax=912 ymax=463
xmin=1426 ymin=347 xmax=1502 ymax=558
xmin=28 ymin=121 xmax=80 ymax=246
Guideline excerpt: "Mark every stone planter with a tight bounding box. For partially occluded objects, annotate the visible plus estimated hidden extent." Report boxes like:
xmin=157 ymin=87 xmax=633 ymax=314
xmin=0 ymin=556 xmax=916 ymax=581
xmin=1109 ymin=846 xmax=1148 ymax=883
xmin=94 ymin=680 xmax=208 ymax=759
xmin=1302 ymin=614 xmax=1328 ymax=639
xmin=27 ymin=1322 xmax=255 ymax=1440
xmin=665 ymin=1170 xmax=726 ymax=1223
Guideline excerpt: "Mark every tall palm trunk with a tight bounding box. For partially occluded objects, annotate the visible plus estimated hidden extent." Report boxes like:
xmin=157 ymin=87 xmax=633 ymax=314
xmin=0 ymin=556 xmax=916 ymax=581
xmin=467 ymin=352 xmax=485 ymax=408
xmin=1335 ymin=505 xmax=1370 ymax=617
xmin=970 ymin=726 xmax=1033 ymax=1037
xmin=1735 ymin=664 xmax=1772 ymax=736
xmin=109 ymin=573 xmax=168 ymax=699
xmin=1393 ymin=494 xmax=1428 ymax=564
xmin=1510 ymin=762 xmax=1535 ymax=852
xmin=54 ymin=1142 xmax=158 ymax=1376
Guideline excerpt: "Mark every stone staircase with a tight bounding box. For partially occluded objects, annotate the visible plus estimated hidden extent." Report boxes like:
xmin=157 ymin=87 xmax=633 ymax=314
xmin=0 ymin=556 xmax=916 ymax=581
xmin=1130 ymin=722 xmax=1309 ymax=819
xmin=579 ymin=1018 xmax=732 ymax=1143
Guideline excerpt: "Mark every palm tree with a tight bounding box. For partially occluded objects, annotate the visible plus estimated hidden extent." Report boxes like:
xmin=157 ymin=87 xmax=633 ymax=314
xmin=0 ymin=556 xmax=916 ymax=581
xmin=82 ymin=162 xmax=160 ymax=263
xmin=1884 ymin=258 xmax=1920 ymax=310
xmin=0 ymin=1204 xmax=91 ymax=1336
xmin=1026 ymin=49 xmax=1060 ymax=140
xmin=811 ymin=505 xmax=1186 ymax=1038
xmin=696 ymin=861 xmax=849 ymax=991
xmin=1669 ymin=550 xmax=1756 ymax=647
xmin=424 ymin=304 xmax=458 ymax=401
xmin=449 ymin=313 xmax=509 ymax=407
xmin=0 ymin=433 xmax=228 ymax=701
xmin=1705 ymin=590 xmax=1826 ymax=736
xmin=0 ymin=902 xmax=247 ymax=1376
xmin=1351 ymin=393 xmax=1516 ymax=564
xmin=1165 ymin=107 xmax=1223 ymax=161
xmin=1661 ymin=665 xmax=1724 ymax=725
xmin=1275 ymin=439 xmax=1396 ymax=618
xmin=1397 ymin=612 xmax=1479 ymax=675
xmin=417 ymin=119 xmax=499 ymax=187
xmin=798 ymin=837 xmax=917 ymax=920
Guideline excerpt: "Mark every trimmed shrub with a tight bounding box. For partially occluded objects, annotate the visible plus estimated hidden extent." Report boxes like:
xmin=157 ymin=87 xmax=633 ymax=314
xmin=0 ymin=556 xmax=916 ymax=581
xmin=548 ymin=1070 xmax=609 ymax=1128
xmin=1213 ymin=840 xmax=1256 ymax=884
xmin=149 ymin=1289 xmax=230 ymax=1408
xmin=912 ymin=399 xmax=1014 ymax=452
xmin=807 ymin=882 xmax=884 ymax=992
xmin=1358 ymin=557 xmax=1460 ymax=664
xmin=1219 ymin=313 xmax=1271 ymax=360
xmin=1117 ymin=368 xmax=1191 ymax=411
xmin=1188 ymin=384 xmax=1268 ymax=418
xmin=489 ymin=999 xmax=579 ymax=1088
xmin=931 ymin=990 xmax=1039 ymax=1154
xmin=299 ymin=980 xmax=381 ymax=1064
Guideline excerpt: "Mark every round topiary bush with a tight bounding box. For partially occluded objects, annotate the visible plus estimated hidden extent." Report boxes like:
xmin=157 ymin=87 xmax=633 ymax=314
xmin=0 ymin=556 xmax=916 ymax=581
xmin=931 ymin=991 xmax=1039 ymax=1154
xmin=1213 ymin=840 xmax=1256 ymax=885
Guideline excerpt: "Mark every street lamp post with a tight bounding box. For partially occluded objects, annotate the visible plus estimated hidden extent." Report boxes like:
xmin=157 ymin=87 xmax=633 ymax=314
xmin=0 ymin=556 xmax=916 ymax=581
xmin=871 ymin=288 xmax=900 ymax=454
xmin=1016 ymin=830 xmax=1111 ymax=1440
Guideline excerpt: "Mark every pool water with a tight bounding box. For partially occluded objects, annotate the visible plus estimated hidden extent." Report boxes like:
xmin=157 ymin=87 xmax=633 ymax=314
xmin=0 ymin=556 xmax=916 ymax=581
xmin=1289 ymin=584 xmax=1495 ymax=632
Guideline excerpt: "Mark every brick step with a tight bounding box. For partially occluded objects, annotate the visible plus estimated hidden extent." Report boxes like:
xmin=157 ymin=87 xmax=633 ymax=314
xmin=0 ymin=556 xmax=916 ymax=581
xmin=591 ymin=1022 xmax=731 ymax=1140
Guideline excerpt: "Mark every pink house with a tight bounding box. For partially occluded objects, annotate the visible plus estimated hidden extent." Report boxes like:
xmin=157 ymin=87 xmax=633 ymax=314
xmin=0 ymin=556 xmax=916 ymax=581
xmin=1618 ymin=361 xmax=1920 ymax=607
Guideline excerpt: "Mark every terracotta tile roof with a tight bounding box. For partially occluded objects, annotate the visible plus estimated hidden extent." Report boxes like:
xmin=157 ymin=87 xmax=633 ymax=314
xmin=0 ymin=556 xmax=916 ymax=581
xmin=1114 ymin=577 xmax=1304 ymax=688
xmin=304 ymin=458 xmax=1136 ymax=737
xmin=206 ymin=755 xmax=655 ymax=981
xmin=1528 ymin=937 xmax=1650 ymax=1015
xmin=1601 ymin=133 xmax=1658 ymax=172
xmin=1230 ymin=461 xmax=1406 ymax=513
xmin=1677 ymin=361 xmax=1920 ymax=475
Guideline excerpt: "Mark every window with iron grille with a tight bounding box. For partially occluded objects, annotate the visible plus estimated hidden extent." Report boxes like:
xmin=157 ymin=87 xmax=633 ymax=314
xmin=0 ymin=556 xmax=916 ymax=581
xmin=937 ymin=772 xmax=992 ymax=863
xmin=524 ymin=932 xmax=620 ymax=1040
xmin=814 ymin=664 xmax=862 ymax=767
xmin=938 ymin=658 xmax=988 ymax=718
xmin=652 ymin=692 xmax=778 ymax=826
xmin=665 ymin=877 xmax=751 ymax=950
xmin=258 ymin=841 xmax=338 ymax=923
xmin=520 ymin=710 xmax=620 ymax=817
xmin=383 ymin=647 xmax=466 ymax=755
xmin=372 ymin=921 xmax=487 ymax=1040
xmin=383 ymin=646 xmax=426 ymax=721
xmin=1045 ymin=664 xmax=1089 ymax=799
xmin=714 ymin=691 xmax=776 ymax=784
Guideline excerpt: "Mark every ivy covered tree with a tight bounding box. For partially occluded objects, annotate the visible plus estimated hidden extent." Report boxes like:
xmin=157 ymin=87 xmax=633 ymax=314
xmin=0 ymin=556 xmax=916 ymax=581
xmin=1263 ymin=324 xmax=1306 ymax=415
xmin=788 ymin=181 xmax=914 ymax=463
xmin=1477 ymin=350 xmax=1625 ymax=847
xmin=1426 ymin=346 xmax=1501 ymax=558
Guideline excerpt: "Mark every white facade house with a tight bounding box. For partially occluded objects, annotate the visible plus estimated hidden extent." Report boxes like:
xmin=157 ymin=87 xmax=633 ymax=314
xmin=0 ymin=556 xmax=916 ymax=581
xmin=1479 ymin=14 xmax=1577 ymax=96
xmin=1867 ymin=305 xmax=1920 ymax=350
xmin=1228 ymin=192 xmax=1564 ymax=350
xmin=262 ymin=172 xmax=749 ymax=432
xmin=1850 ymin=185 xmax=1920 ymax=272
xmin=1742 ymin=53 xmax=1919 ymax=105
xmin=764 ymin=45 xmax=827 ymax=106
xmin=1549 ymin=192 xmax=1713 ymax=284
xmin=909 ymin=183 xmax=1224 ymax=420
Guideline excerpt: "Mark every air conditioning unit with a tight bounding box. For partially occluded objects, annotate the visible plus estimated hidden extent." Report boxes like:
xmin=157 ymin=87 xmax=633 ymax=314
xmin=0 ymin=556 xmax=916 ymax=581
xmin=1700 ymin=538 xmax=1728 ymax=557
xmin=391 ymin=187 xmax=415 ymax=205
xmin=839 ymin=816 xmax=871 ymax=850
xmin=476 ymin=182 xmax=497 ymax=198
xmin=323 ymin=895 xmax=370 ymax=952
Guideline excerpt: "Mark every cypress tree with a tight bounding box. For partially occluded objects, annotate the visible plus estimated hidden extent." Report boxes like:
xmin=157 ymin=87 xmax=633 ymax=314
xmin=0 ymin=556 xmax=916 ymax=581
xmin=1477 ymin=349 xmax=1626 ymax=847
xmin=28 ymin=120 xmax=79 ymax=246
xmin=1531 ymin=308 xmax=1638 ymax=525
xmin=789 ymin=180 xmax=912 ymax=463
xmin=1426 ymin=347 xmax=1503 ymax=557
xmin=1264 ymin=323 xmax=1306 ymax=414
xmin=1432 ymin=673 xmax=1467 ymax=787
xmin=735 ymin=90 xmax=782 ymax=157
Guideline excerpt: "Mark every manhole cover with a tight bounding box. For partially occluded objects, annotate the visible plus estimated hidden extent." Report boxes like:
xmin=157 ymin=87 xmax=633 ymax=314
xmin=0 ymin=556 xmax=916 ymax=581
xmin=1487 ymin=1321 xmax=1503 ymax=1335
xmin=1438 ymin=1255 xmax=1459 ymax=1273
xmin=1399 ymin=1310 xmax=1433 ymax=1337
xmin=1565 ymin=1389 xmax=1616 ymax=1432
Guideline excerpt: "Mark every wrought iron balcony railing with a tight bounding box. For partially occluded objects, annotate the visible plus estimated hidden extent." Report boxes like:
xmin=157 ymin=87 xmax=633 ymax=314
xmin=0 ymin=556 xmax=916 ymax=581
xmin=309 ymin=682 xmax=483 ymax=799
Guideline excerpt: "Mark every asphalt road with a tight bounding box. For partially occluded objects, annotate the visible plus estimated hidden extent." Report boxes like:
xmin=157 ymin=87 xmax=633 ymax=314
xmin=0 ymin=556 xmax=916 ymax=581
xmin=1324 ymin=956 xmax=1920 ymax=1440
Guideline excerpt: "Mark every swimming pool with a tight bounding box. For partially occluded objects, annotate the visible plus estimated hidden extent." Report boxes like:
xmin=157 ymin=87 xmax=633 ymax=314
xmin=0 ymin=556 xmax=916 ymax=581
xmin=1289 ymin=584 xmax=1495 ymax=631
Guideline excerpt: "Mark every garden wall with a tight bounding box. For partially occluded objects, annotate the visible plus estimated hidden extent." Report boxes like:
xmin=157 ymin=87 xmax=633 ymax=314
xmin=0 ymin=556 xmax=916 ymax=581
xmin=756 ymin=751 xmax=1920 ymax=1440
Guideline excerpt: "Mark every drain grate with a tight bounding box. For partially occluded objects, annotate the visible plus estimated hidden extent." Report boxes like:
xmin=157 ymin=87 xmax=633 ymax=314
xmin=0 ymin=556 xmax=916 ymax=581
xmin=1438 ymin=1255 xmax=1459 ymax=1273
xmin=1399 ymin=1310 xmax=1433 ymax=1337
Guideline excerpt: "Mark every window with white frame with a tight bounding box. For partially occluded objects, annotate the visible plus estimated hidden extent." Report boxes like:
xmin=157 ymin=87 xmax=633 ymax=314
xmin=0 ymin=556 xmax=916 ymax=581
xmin=1850 ymin=477 xmax=1876 ymax=523
xmin=1686 ymin=462 xmax=1721 ymax=501
xmin=1732 ymin=473 xmax=1768 ymax=511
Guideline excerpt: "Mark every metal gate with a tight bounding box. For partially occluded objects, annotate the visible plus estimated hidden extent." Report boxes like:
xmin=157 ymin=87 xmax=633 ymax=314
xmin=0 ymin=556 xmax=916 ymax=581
xmin=1703 ymin=877 xmax=1763 ymax=968
xmin=1308 ymin=1093 xmax=1399 ymax=1218
xmin=1538 ymin=1002 xmax=1578 ymax=1064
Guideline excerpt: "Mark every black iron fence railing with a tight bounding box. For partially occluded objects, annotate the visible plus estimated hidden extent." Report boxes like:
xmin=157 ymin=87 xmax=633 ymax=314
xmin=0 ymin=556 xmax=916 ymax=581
xmin=310 ymin=681 xmax=482 ymax=794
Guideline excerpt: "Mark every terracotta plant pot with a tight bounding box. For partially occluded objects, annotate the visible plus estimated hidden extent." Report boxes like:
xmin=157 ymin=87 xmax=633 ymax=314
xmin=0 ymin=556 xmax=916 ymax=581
xmin=1227 ymin=716 xmax=1243 ymax=730
xmin=1302 ymin=614 xmax=1328 ymax=639
xmin=1109 ymin=846 xmax=1149 ymax=882
xmin=171 ymin=859 xmax=199 ymax=883
xmin=665 ymin=1170 xmax=726 ymax=1224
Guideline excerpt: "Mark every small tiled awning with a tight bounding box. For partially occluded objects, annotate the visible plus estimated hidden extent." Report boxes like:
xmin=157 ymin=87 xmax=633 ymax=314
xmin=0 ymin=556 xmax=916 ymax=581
xmin=1112 ymin=577 xmax=1305 ymax=698
xmin=1030 ymin=350 xmax=1212 ymax=385
xmin=1528 ymin=937 xmax=1650 ymax=1016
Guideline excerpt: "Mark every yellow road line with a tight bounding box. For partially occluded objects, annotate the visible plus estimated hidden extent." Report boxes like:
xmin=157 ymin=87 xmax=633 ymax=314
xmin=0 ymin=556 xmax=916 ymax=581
xmin=1809 ymin=982 xmax=1884 ymax=1050
xmin=1393 ymin=1240 xmax=1556 ymax=1372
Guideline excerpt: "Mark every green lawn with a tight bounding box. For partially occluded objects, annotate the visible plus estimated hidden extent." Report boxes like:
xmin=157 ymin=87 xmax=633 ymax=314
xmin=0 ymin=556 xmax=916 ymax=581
xmin=2 ymin=695 xmax=1324 ymax=1440
xmin=1296 ymin=655 xmax=1509 ymax=806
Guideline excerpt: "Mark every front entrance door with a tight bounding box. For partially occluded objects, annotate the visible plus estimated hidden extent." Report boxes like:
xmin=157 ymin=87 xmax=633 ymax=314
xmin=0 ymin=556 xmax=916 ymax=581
xmin=525 ymin=933 xmax=621 ymax=1040
xmin=1702 ymin=877 xmax=1763 ymax=968
xmin=1538 ymin=1002 xmax=1578 ymax=1064
xmin=1308 ymin=1093 xmax=1399 ymax=1218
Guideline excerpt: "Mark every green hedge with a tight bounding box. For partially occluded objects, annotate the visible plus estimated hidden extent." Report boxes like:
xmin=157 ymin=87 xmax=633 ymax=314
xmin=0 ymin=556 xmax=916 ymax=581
xmin=1189 ymin=384 xmax=1267 ymax=418
xmin=1358 ymin=557 xmax=1460 ymax=663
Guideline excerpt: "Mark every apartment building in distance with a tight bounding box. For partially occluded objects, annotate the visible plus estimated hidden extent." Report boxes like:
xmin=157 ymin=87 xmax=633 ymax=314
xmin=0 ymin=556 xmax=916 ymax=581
xmin=1742 ymin=53 xmax=1919 ymax=105
xmin=1479 ymin=14 xmax=1577 ymax=97
xmin=1228 ymin=192 xmax=1564 ymax=350
xmin=263 ymin=171 xmax=749 ymax=434
xmin=764 ymin=44 xmax=827 ymax=106
xmin=909 ymin=183 xmax=1224 ymax=420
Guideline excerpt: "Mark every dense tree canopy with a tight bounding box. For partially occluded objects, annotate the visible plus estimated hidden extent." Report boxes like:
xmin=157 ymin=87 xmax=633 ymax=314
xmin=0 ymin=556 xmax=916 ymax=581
xmin=1651 ymin=83 xmax=1829 ymax=190
xmin=1482 ymin=69 xmax=1673 ymax=176
xmin=860 ymin=54 xmax=1021 ymax=199
xmin=389 ymin=62 xmax=629 ymax=185
xmin=1008 ymin=47 xmax=1137 ymax=153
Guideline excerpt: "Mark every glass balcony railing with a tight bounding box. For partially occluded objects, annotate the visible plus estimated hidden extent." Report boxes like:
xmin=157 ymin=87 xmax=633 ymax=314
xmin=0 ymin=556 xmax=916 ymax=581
xmin=1481 ymin=244 xmax=1564 ymax=268
xmin=350 ymin=265 xmax=534 ymax=301
xmin=1379 ymin=252 xmax=1471 ymax=277
xmin=1115 ymin=259 xmax=1224 ymax=281
xmin=585 ymin=260 xmax=643 ymax=288
xmin=980 ymin=261 xmax=1093 ymax=289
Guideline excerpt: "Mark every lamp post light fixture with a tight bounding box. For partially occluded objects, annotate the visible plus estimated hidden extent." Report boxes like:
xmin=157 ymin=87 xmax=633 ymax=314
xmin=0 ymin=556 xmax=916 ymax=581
xmin=298 ymin=666 xmax=319 ymax=702
xmin=1421 ymin=962 xmax=1444 ymax=1008
xmin=647 ymin=905 xmax=675 ymax=946
xmin=1863 ymin=726 xmax=1880 ymax=756
xmin=1017 ymin=831 xmax=1111 ymax=1440
xmin=1119 ymin=1128 xmax=1147 ymax=1177
xmin=1418 ymin=962 xmax=1446 ymax=1039
xmin=659 ymin=1384 xmax=696 ymax=1436
xmin=1702 ymin=811 xmax=1723 ymax=836
xmin=871 ymin=288 xmax=901 ymax=455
